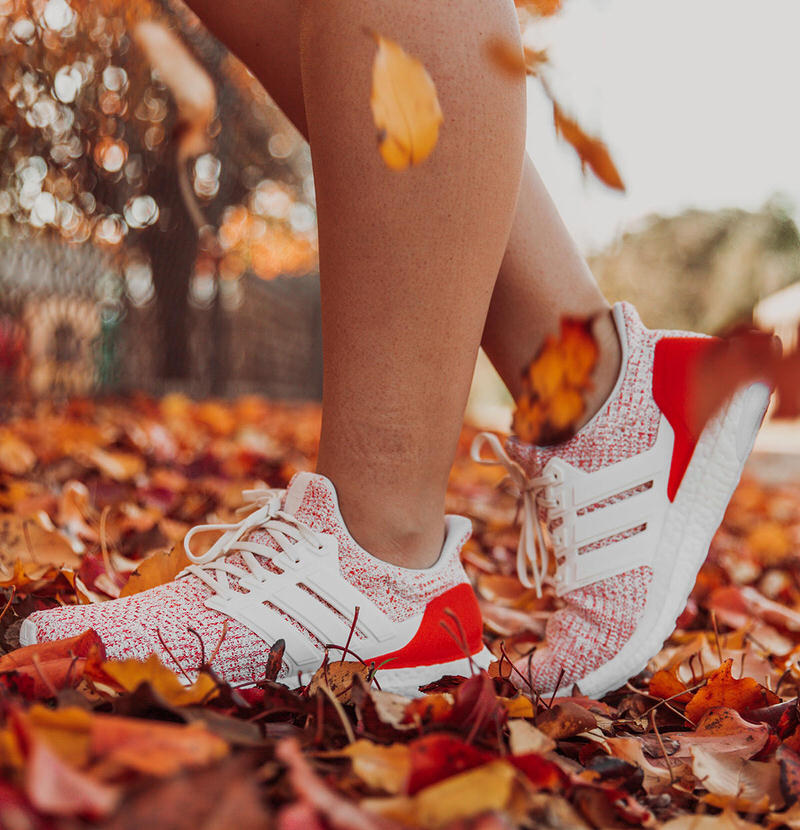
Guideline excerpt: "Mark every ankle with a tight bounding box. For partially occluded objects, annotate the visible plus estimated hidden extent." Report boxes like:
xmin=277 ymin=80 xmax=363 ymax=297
xmin=326 ymin=481 xmax=446 ymax=569
xmin=578 ymin=308 xmax=622 ymax=429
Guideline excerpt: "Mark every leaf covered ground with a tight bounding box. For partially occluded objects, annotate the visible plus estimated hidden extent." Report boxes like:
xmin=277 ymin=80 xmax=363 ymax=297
xmin=1 ymin=396 xmax=800 ymax=828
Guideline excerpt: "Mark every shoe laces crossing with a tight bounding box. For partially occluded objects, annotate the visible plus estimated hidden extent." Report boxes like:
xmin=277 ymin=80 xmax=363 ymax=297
xmin=182 ymin=488 xmax=330 ymax=597
xmin=471 ymin=433 xmax=558 ymax=597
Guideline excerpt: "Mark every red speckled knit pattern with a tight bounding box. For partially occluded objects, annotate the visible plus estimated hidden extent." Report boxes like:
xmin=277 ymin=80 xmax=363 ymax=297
xmin=292 ymin=476 xmax=471 ymax=623
xmin=25 ymin=474 xmax=472 ymax=684
xmin=508 ymin=303 xmax=697 ymax=692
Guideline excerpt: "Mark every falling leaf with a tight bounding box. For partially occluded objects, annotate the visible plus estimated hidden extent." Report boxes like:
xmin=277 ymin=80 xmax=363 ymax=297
xmin=369 ymin=33 xmax=443 ymax=171
xmin=552 ymin=102 xmax=625 ymax=191
xmin=513 ymin=316 xmax=599 ymax=444
xmin=516 ymin=0 xmax=563 ymax=15
xmin=485 ymin=38 xmax=527 ymax=78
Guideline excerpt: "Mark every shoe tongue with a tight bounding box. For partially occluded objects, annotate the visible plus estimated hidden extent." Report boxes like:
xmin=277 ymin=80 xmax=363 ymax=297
xmin=283 ymin=471 xmax=344 ymax=537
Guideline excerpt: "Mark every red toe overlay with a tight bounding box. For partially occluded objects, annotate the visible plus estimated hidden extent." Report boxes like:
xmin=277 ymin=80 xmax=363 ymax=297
xmin=372 ymin=583 xmax=483 ymax=669
xmin=653 ymin=336 xmax=719 ymax=501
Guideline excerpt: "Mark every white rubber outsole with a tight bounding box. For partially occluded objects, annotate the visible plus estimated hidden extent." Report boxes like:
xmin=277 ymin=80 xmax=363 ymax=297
xmin=19 ymin=611 xmax=493 ymax=698
xmin=18 ymin=617 xmax=37 ymax=648
xmin=299 ymin=646 xmax=495 ymax=698
xmin=571 ymin=382 xmax=771 ymax=700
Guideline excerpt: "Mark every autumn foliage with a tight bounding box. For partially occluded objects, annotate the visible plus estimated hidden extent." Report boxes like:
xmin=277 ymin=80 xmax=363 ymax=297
xmin=0 ymin=397 xmax=798 ymax=826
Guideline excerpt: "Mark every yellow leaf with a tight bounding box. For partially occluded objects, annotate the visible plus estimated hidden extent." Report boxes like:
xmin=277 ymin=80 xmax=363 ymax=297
xmin=340 ymin=740 xmax=411 ymax=794
xmin=369 ymin=33 xmax=443 ymax=170
xmin=365 ymin=760 xmax=517 ymax=827
xmin=102 ymin=653 xmax=218 ymax=706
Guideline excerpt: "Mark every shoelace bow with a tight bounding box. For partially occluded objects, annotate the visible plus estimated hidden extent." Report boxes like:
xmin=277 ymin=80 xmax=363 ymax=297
xmin=182 ymin=488 xmax=329 ymax=595
xmin=470 ymin=433 xmax=557 ymax=597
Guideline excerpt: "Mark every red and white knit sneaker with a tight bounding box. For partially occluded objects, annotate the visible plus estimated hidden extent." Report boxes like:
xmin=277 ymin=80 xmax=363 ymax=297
xmin=473 ymin=302 xmax=771 ymax=699
xmin=20 ymin=472 xmax=490 ymax=696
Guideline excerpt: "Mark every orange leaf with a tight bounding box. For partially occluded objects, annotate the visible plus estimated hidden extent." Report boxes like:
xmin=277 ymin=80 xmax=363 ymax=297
xmin=516 ymin=0 xmax=563 ymax=15
xmin=685 ymin=659 xmax=779 ymax=723
xmin=649 ymin=668 xmax=692 ymax=705
xmin=485 ymin=37 xmax=526 ymax=78
xmin=119 ymin=543 xmax=189 ymax=597
xmin=513 ymin=316 xmax=599 ymax=445
xmin=553 ymin=102 xmax=625 ymax=191
xmin=100 ymin=653 xmax=219 ymax=706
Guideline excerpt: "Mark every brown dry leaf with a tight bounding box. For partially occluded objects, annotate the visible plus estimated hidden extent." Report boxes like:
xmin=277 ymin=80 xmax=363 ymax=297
xmin=0 ymin=429 xmax=36 ymax=475
xmin=508 ymin=719 xmax=556 ymax=755
xmin=100 ymin=654 xmax=219 ymax=706
xmin=685 ymin=658 xmax=779 ymax=723
xmin=119 ymin=543 xmax=190 ymax=597
xmin=57 ymin=481 xmax=98 ymax=543
xmin=552 ymin=102 xmax=625 ymax=191
xmin=369 ymin=33 xmax=443 ymax=171
xmin=513 ymin=316 xmax=599 ymax=445
xmin=669 ymin=708 xmax=769 ymax=760
xmin=82 ymin=448 xmax=146 ymax=482
xmin=535 ymin=700 xmax=596 ymax=740
xmin=0 ymin=511 xmax=80 ymax=573
xmin=277 ymin=737 xmax=404 ymax=830
xmin=691 ymin=745 xmax=783 ymax=811
xmin=309 ymin=661 xmax=371 ymax=704
xmin=661 ymin=811 xmax=764 ymax=830
xmin=604 ymin=736 xmax=677 ymax=794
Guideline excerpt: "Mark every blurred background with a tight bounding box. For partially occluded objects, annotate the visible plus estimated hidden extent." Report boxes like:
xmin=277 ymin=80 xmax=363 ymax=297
xmin=0 ymin=0 xmax=798 ymax=432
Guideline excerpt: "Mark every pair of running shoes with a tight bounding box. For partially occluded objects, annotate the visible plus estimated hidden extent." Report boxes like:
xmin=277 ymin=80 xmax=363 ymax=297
xmin=20 ymin=303 xmax=771 ymax=699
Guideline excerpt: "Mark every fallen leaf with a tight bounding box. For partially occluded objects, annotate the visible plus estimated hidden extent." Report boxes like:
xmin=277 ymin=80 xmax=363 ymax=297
xmin=691 ymin=745 xmax=783 ymax=811
xmin=309 ymin=661 xmax=370 ymax=704
xmin=340 ymin=740 xmax=411 ymax=795
xmin=100 ymin=653 xmax=219 ymax=706
xmin=535 ymin=700 xmax=596 ymax=739
xmin=508 ymin=718 xmax=556 ymax=755
xmin=685 ymin=659 xmax=779 ymax=723
xmin=119 ymin=543 xmax=190 ymax=597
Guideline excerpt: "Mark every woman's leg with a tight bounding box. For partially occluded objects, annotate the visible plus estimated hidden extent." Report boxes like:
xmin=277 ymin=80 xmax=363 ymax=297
xmin=299 ymin=0 xmax=525 ymax=567
xmin=186 ymin=0 xmax=526 ymax=567
xmin=182 ymin=0 xmax=620 ymax=421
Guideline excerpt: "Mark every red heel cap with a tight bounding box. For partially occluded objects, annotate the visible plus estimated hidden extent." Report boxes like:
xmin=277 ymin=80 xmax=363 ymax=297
xmin=652 ymin=336 xmax=720 ymax=501
xmin=373 ymin=583 xmax=484 ymax=669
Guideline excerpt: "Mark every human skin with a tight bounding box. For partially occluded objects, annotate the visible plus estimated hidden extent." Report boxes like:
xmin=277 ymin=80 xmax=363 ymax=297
xmin=181 ymin=0 xmax=620 ymax=567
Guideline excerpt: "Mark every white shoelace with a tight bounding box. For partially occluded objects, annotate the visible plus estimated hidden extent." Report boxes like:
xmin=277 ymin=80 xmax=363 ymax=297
xmin=182 ymin=488 xmax=329 ymax=596
xmin=471 ymin=433 xmax=557 ymax=597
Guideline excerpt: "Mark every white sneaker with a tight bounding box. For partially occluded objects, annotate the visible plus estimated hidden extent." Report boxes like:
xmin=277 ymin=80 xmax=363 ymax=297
xmin=473 ymin=302 xmax=771 ymax=698
xmin=21 ymin=472 xmax=491 ymax=696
